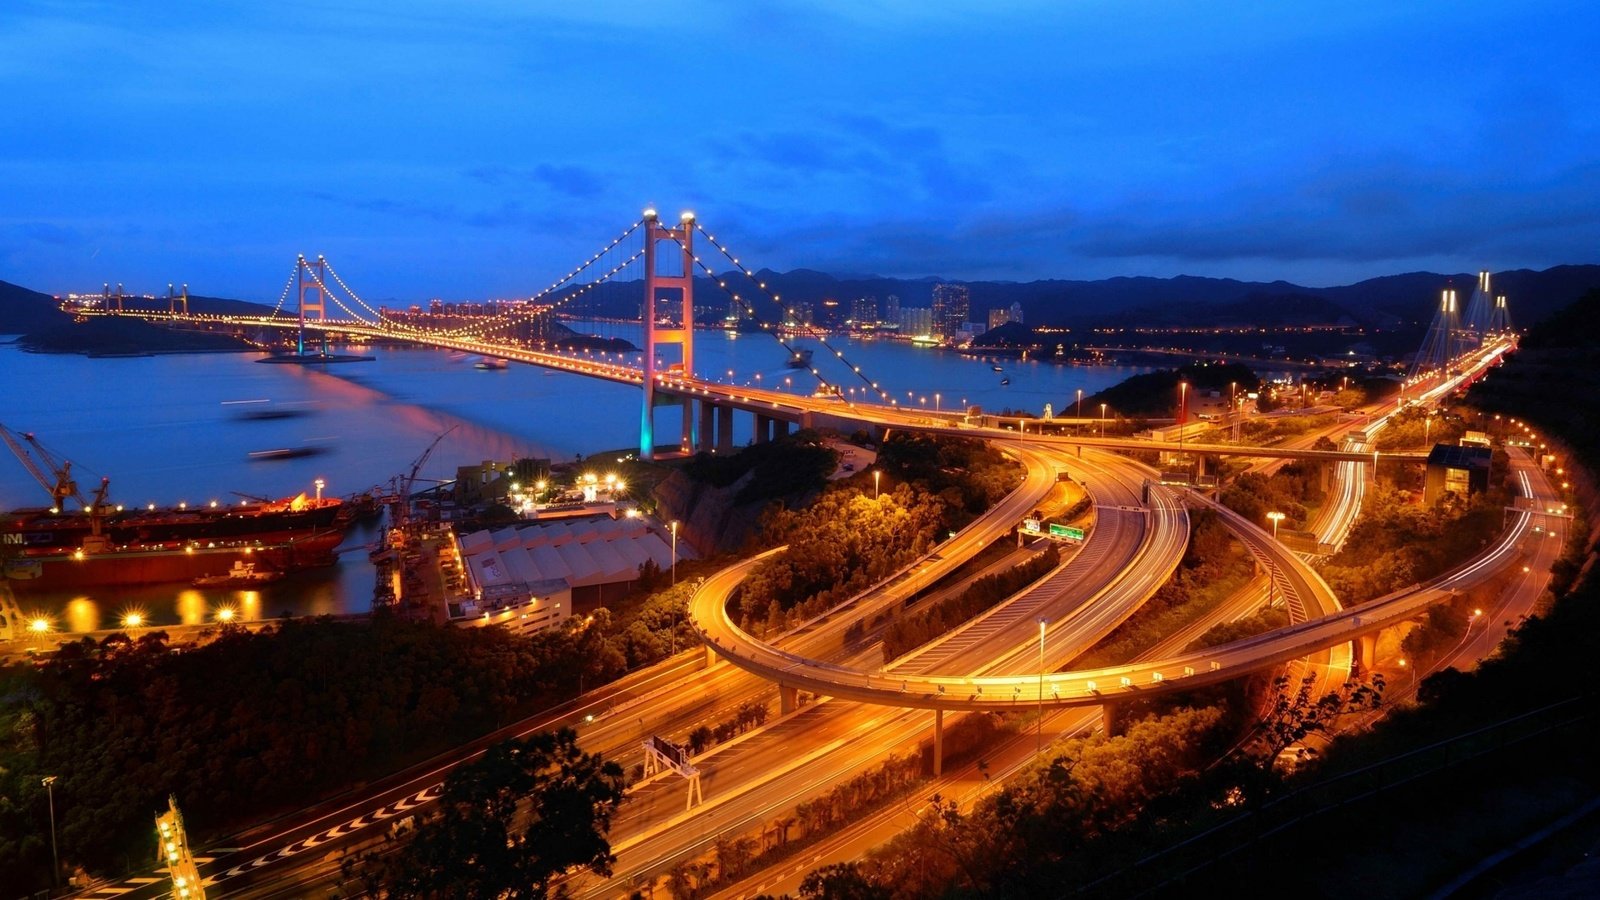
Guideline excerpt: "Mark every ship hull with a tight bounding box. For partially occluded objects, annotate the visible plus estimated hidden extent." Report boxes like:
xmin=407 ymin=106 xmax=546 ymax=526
xmin=4 ymin=531 xmax=344 ymax=592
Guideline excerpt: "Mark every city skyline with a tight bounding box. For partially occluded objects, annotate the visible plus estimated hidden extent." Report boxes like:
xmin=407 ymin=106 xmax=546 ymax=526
xmin=2 ymin=1 xmax=1597 ymax=301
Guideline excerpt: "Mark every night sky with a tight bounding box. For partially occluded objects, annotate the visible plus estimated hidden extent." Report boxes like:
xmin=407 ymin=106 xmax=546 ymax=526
xmin=3 ymin=1 xmax=1597 ymax=301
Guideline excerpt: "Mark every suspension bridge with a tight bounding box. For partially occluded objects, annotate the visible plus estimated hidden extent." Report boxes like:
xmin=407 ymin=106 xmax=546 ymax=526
xmin=67 ymin=210 xmax=1507 ymax=466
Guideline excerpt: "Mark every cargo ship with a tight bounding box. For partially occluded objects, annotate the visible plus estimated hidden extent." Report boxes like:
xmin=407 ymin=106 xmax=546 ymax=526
xmin=2 ymin=424 xmax=347 ymax=593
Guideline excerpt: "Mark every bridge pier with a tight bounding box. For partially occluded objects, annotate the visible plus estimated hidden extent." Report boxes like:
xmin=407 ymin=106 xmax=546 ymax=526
xmin=716 ymin=405 xmax=735 ymax=453
xmin=1101 ymin=700 xmax=1127 ymax=737
xmin=705 ymin=644 xmax=718 ymax=668
xmin=774 ymin=418 xmax=790 ymax=439
xmin=755 ymin=414 xmax=773 ymax=445
xmin=933 ymin=708 xmax=944 ymax=776
xmin=697 ymin=401 xmax=716 ymax=454
xmin=1321 ymin=460 xmax=1334 ymax=494
xmin=1354 ymin=633 xmax=1378 ymax=676
xmin=779 ymin=684 xmax=799 ymax=716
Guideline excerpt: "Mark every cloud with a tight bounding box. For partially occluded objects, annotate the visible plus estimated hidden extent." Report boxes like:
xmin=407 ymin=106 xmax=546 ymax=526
xmin=465 ymin=163 xmax=605 ymax=199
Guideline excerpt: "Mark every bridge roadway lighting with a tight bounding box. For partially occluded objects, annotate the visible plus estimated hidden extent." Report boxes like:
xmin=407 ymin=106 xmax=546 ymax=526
xmin=1266 ymin=511 xmax=1286 ymax=539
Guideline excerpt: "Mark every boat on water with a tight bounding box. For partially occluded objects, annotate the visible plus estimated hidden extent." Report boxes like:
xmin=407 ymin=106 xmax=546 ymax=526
xmin=2 ymin=423 xmax=348 ymax=593
xmin=992 ymin=365 xmax=1004 ymax=372
xmin=785 ymin=349 xmax=814 ymax=369
xmin=1000 ymin=377 xmax=1011 ymax=385
xmin=475 ymin=357 xmax=509 ymax=370
xmin=193 ymin=560 xmax=285 ymax=588
xmin=248 ymin=446 xmax=327 ymax=461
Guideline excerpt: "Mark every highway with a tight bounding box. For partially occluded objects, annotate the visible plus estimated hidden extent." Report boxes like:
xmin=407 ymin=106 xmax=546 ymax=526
xmin=55 ymin=310 xmax=1518 ymax=897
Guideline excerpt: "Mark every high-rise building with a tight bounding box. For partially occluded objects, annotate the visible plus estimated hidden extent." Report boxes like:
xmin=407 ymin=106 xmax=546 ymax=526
xmin=851 ymin=296 xmax=878 ymax=325
xmin=987 ymin=309 xmax=1010 ymax=331
xmin=1008 ymin=301 xmax=1024 ymax=325
xmin=883 ymin=294 xmax=901 ymax=326
xmin=898 ymin=307 xmax=933 ymax=336
xmin=931 ymin=283 xmax=970 ymax=337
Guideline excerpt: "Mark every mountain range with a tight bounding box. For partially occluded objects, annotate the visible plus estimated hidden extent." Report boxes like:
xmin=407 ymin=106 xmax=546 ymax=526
xmin=6 ymin=264 xmax=1599 ymax=336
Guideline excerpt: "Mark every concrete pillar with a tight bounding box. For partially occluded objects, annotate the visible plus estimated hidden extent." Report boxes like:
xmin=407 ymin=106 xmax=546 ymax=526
xmin=698 ymin=401 xmax=716 ymax=454
xmin=704 ymin=645 xmax=718 ymax=668
xmin=682 ymin=393 xmax=696 ymax=453
xmin=716 ymin=405 xmax=735 ymax=453
xmin=1321 ymin=461 xmax=1334 ymax=494
xmin=779 ymin=684 xmax=798 ymax=715
xmin=1102 ymin=700 xmax=1125 ymax=737
xmin=774 ymin=418 xmax=790 ymax=439
xmin=755 ymin=414 xmax=773 ymax=444
xmin=1354 ymin=633 xmax=1377 ymax=675
xmin=933 ymin=708 xmax=944 ymax=777
xmin=1195 ymin=454 xmax=1208 ymax=477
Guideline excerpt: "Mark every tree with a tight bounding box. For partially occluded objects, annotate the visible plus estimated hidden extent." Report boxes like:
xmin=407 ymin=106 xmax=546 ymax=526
xmin=361 ymin=728 xmax=625 ymax=899
xmin=799 ymin=862 xmax=893 ymax=899
xmin=1247 ymin=674 xmax=1384 ymax=787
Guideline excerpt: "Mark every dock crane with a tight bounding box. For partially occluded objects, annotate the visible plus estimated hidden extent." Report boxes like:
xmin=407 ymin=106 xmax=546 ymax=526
xmin=390 ymin=427 xmax=456 ymax=529
xmin=1 ymin=423 xmax=115 ymax=548
xmin=0 ymin=423 xmax=93 ymax=512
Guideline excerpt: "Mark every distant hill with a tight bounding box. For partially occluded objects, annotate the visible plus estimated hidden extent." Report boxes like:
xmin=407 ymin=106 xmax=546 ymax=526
xmin=0 ymin=279 xmax=69 ymax=334
xmin=20 ymin=316 xmax=254 ymax=355
xmin=558 ymin=264 xmax=1600 ymax=333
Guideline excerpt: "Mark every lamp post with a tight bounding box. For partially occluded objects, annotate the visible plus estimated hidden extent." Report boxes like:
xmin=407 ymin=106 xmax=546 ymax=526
xmin=1178 ymin=381 xmax=1189 ymax=453
xmin=873 ymin=469 xmax=881 ymax=500
xmin=1267 ymin=510 xmax=1286 ymax=539
xmin=314 ymin=478 xmax=325 ymax=501
xmin=1075 ymin=388 xmax=1083 ymax=423
xmin=1099 ymin=403 xmax=1107 ymax=438
xmin=1037 ymin=619 xmax=1048 ymax=756
xmin=42 ymin=775 xmax=59 ymax=888
xmin=669 ymin=520 xmax=679 ymax=586
xmin=935 ymin=392 xmax=941 ymax=412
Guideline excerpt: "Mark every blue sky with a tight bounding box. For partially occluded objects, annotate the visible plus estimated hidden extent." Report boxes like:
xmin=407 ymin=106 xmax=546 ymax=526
xmin=2 ymin=0 xmax=1597 ymax=301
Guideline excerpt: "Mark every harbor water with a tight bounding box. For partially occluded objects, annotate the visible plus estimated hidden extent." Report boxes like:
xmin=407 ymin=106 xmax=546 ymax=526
xmin=0 ymin=328 xmax=1150 ymax=632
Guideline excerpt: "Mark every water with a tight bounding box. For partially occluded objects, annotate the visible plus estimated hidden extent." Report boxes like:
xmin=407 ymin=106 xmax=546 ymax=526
xmin=0 ymin=331 xmax=1149 ymax=632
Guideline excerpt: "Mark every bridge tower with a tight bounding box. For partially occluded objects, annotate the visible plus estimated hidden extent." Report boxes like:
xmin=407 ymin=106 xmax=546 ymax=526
xmin=167 ymin=283 xmax=189 ymax=316
xmin=296 ymin=255 xmax=330 ymax=357
xmin=639 ymin=210 xmax=697 ymax=460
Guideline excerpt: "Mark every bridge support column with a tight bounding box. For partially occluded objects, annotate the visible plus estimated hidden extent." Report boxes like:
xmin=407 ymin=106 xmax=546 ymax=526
xmin=779 ymin=684 xmax=798 ymax=716
xmin=704 ymin=645 xmax=718 ymax=668
xmin=697 ymin=401 xmax=716 ymax=454
xmin=716 ymin=405 xmax=735 ymax=453
xmin=1102 ymin=700 xmax=1126 ymax=737
xmin=933 ymin=709 xmax=944 ymax=777
xmin=1321 ymin=461 xmax=1334 ymax=494
xmin=774 ymin=418 xmax=790 ymax=439
xmin=755 ymin=414 xmax=773 ymax=445
xmin=1354 ymin=633 xmax=1378 ymax=676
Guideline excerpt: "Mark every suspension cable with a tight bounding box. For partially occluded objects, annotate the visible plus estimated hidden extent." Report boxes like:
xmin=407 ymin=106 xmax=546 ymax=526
xmin=681 ymin=221 xmax=898 ymax=406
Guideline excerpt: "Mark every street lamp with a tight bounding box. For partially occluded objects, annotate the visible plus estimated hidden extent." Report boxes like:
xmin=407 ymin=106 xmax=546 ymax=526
xmin=1099 ymin=403 xmax=1107 ymax=438
xmin=1075 ymin=388 xmax=1083 ymax=422
xmin=314 ymin=478 xmax=325 ymax=501
xmin=1266 ymin=511 xmax=1286 ymax=539
xmin=669 ymin=520 xmax=679 ymax=585
xmin=935 ymin=392 xmax=941 ymax=412
xmin=1178 ymin=381 xmax=1189 ymax=453
xmin=1037 ymin=618 xmax=1048 ymax=756
xmin=42 ymin=775 xmax=59 ymax=888
xmin=873 ymin=469 xmax=881 ymax=500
